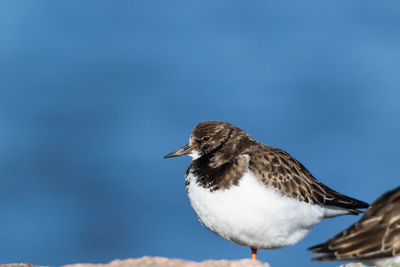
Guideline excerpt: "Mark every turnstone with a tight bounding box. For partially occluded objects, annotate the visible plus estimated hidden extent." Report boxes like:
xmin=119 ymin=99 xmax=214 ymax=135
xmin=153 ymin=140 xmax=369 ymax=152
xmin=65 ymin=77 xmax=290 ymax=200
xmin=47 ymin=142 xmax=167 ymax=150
xmin=309 ymin=186 xmax=400 ymax=265
xmin=164 ymin=121 xmax=369 ymax=260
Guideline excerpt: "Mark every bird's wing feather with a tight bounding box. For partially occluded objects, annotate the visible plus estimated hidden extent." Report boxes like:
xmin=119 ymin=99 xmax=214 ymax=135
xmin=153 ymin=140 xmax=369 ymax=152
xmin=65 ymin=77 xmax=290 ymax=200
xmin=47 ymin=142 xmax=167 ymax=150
xmin=246 ymin=145 xmax=368 ymax=210
xmin=309 ymin=186 xmax=400 ymax=261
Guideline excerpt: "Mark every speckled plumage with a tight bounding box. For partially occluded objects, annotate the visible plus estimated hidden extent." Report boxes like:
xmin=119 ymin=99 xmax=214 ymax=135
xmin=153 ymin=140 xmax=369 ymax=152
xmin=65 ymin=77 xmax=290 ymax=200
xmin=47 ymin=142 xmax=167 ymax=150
xmin=175 ymin=121 xmax=368 ymax=211
xmin=309 ymin=186 xmax=400 ymax=265
xmin=164 ymin=121 xmax=369 ymax=256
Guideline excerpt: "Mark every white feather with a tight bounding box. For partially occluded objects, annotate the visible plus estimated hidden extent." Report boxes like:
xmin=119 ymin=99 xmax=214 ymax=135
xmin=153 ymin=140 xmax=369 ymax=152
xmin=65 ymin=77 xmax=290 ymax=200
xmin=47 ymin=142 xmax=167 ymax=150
xmin=189 ymin=150 xmax=201 ymax=160
xmin=186 ymin=170 xmax=341 ymax=249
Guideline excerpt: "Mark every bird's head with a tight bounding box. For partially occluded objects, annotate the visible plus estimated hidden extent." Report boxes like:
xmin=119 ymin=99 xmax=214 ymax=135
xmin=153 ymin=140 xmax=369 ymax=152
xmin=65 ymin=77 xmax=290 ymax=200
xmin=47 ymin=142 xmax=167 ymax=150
xmin=164 ymin=121 xmax=236 ymax=160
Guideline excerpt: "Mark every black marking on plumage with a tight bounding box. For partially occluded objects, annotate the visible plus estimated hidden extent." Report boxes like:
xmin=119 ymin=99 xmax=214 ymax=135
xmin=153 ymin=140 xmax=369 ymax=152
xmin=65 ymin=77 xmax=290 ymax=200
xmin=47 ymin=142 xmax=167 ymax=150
xmin=247 ymin=146 xmax=369 ymax=210
xmin=309 ymin=186 xmax=400 ymax=262
xmin=179 ymin=121 xmax=368 ymax=212
xmin=184 ymin=178 xmax=190 ymax=193
xmin=185 ymin=153 xmax=249 ymax=192
xmin=184 ymin=125 xmax=253 ymax=192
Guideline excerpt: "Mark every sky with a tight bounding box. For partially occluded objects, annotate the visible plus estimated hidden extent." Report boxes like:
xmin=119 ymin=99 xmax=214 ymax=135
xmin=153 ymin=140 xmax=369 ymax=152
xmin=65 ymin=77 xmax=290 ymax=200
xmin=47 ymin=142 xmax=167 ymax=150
xmin=1 ymin=1 xmax=400 ymax=266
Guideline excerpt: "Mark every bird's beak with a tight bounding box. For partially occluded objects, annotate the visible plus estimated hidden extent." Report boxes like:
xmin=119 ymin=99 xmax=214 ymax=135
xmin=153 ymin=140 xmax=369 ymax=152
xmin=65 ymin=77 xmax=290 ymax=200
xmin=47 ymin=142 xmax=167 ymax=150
xmin=164 ymin=144 xmax=192 ymax=158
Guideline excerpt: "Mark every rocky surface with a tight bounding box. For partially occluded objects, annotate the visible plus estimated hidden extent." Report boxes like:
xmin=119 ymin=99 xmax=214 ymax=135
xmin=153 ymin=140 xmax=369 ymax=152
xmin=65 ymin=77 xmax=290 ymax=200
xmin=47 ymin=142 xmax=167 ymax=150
xmin=64 ymin=257 xmax=270 ymax=267
xmin=3 ymin=257 xmax=400 ymax=267
xmin=0 ymin=257 xmax=269 ymax=267
xmin=339 ymin=264 xmax=367 ymax=267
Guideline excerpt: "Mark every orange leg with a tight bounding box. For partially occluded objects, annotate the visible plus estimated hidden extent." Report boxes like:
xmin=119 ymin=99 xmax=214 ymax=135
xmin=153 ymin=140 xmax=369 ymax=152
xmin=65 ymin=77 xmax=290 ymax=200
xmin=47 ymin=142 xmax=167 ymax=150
xmin=251 ymin=247 xmax=257 ymax=260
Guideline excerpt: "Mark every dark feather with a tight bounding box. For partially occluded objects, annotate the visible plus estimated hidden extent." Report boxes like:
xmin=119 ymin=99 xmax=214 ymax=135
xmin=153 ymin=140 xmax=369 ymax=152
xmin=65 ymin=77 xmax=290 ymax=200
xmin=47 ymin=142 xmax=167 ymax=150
xmin=246 ymin=146 xmax=369 ymax=211
xmin=309 ymin=186 xmax=400 ymax=262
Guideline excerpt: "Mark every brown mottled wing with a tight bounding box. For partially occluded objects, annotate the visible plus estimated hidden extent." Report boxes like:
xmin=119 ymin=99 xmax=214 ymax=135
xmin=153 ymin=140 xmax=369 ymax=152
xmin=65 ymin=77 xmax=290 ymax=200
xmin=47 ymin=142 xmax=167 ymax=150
xmin=309 ymin=186 xmax=400 ymax=261
xmin=247 ymin=145 xmax=369 ymax=210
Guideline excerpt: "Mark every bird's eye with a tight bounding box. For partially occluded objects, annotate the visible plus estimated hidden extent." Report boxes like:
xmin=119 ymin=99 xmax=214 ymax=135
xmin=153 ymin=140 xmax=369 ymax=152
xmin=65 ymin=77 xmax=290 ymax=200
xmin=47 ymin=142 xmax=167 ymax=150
xmin=202 ymin=136 xmax=211 ymax=141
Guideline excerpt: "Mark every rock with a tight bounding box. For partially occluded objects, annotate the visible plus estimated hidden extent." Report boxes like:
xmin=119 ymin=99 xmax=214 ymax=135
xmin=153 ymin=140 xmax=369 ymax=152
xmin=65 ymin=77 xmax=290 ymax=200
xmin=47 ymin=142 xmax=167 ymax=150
xmin=339 ymin=263 xmax=400 ymax=267
xmin=4 ymin=259 xmax=400 ymax=267
xmin=63 ymin=257 xmax=270 ymax=267
xmin=339 ymin=264 xmax=367 ymax=267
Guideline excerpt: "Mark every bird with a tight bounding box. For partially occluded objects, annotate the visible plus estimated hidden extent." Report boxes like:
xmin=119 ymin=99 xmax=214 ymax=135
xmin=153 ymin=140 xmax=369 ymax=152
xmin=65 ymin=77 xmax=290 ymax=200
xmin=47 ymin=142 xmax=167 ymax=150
xmin=164 ymin=121 xmax=369 ymax=260
xmin=309 ymin=186 xmax=400 ymax=265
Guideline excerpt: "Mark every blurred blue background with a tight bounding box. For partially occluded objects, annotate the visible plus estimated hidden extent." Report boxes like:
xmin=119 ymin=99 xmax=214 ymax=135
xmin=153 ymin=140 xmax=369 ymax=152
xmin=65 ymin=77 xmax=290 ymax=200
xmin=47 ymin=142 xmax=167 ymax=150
xmin=1 ymin=1 xmax=400 ymax=266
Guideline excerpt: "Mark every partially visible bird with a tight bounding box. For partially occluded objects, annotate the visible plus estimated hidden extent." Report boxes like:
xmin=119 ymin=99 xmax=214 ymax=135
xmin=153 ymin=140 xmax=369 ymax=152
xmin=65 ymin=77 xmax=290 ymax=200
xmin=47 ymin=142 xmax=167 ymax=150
xmin=309 ymin=186 xmax=400 ymax=266
xmin=164 ymin=121 xmax=369 ymax=260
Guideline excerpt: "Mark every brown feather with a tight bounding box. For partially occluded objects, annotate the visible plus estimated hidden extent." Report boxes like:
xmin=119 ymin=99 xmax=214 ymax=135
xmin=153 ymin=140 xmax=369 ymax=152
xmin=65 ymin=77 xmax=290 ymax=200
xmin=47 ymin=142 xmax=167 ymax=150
xmin=246 ymin=145 xmax=368 ymax=210
xmin=309 ymin=186 xmax=400 ymax=262
xmin=185 ymin=121 xmax=368 ymax=211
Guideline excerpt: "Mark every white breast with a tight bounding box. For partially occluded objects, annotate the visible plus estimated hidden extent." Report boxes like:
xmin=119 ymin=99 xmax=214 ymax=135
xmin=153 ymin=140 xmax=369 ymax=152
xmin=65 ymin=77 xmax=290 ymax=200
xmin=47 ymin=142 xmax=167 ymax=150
xmin=186 ymin=170 xmax=327 ymax=249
